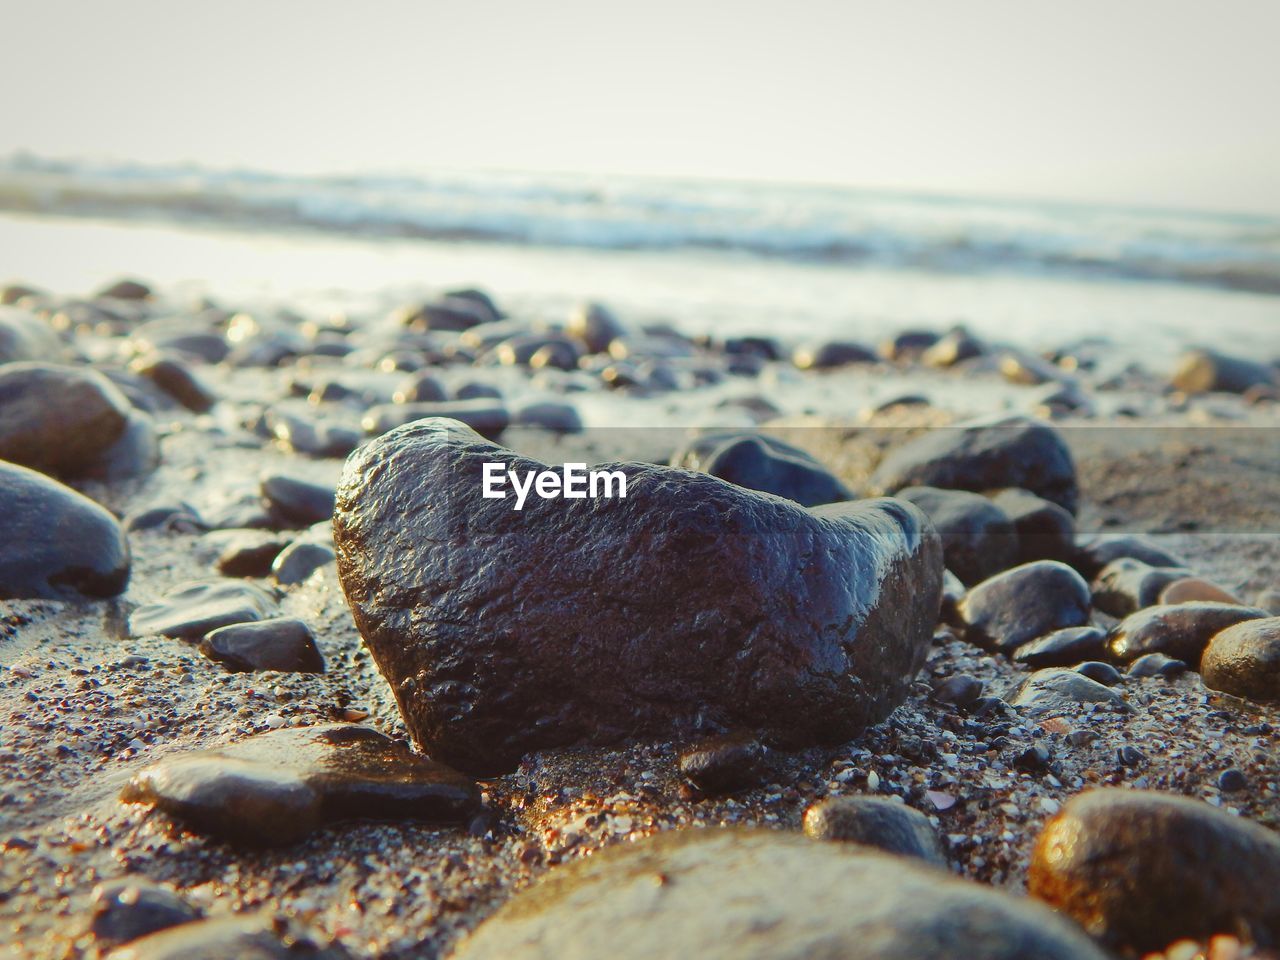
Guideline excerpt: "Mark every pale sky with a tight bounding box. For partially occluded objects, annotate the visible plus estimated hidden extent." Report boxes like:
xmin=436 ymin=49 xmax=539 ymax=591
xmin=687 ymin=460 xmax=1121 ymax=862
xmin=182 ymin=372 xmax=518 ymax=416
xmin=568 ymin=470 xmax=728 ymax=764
xmin=2 ymin=0 xmax=1278 ymax=213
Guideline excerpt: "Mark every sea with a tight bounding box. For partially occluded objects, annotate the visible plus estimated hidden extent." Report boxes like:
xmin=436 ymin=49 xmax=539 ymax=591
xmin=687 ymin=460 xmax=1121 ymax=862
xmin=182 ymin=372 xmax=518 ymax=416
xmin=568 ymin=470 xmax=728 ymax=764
xmin=1 ymin=153 xmax=1277 ymax=368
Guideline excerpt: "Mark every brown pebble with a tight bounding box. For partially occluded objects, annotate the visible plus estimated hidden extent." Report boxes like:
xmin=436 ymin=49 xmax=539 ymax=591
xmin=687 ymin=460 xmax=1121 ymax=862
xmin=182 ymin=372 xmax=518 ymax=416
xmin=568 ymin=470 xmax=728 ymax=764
xmin=1159 ymin=578 xmax=1243 ymax=606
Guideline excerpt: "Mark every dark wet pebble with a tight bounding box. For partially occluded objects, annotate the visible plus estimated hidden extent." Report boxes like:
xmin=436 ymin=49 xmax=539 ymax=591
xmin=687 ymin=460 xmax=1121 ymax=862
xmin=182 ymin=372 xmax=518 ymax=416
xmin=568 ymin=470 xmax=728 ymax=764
xmin=1171 ymin=348 xmax=1278 ymax=395
xmin=272 ymin=529 xmax=336 ymax=586
xmin=792 ymin=340 xmax=877 ymax=369
xmin=362 ymin=400 xmax=509 ymax=439
xmin=567 ymin=301 xmax=626 ymax=353
xmin=1218 ymin=768 xmax=1248 ymax=793
xmin=1014 ymin=742 xmax=1053 ymax=773
xmin=1011 ymin=669 xmax=1126 ymax=715
xmin=260 ymin=474 xmax=335 ymax=527
xmin=455 ymin=828 xmax=1105 ymax=960
xmin=1106 ymin=602 xmax=1268 ymax=664
xmin=1012 ymin=626 xmax=1108 ymax=669
xmin=931 ymin=674 xmax=984 ymax=707
xmin=1126 ymin=652 xmax=1188 ymax=679
xmin=212 ymin=531 xmax=291 ymax=577
xmin=1201 ymin=617 xmax=1280 ymax=701
xmin=120 ymin=723 xmax=481 ymax=847
xmin=200 ymin=617 xmax=324 ymax=673
xmin=677 ymin=432 xmax=854 ymax=507
xmin=391 ymin=371 xmax=448 ymax=404
xmin=266 ymin=410 xmax=361 ymax=459
xmin=1074 ymin=661 xmax=1122 ymax=686
xmin=677 ymin=733 xmax=767 ymax=796
xmin=333 ymin=418 xmax=942 ymax=775
xmin=921 ymin=327 xmax=984 ymax=367
xmin=989 ymin=488 xmax=1075 ymax=564
xmin=872 ymin=414 xmax=1077 ymax=514
xmin=129 ymin=354 xmax=217 ymax=412
xmin=1091 ymin=558 xmax=1190 ymax=618
xmin=1074 ymin=535 xmax=1185 ymax=579
xmin=130 ymin=318 xmax=229 ymax=364
xmin=511 ymin=401 xmax=583 ymax=433
xmin=129 ymin=580 xmax=279 ymax=639
xmin=97 ymin=277 xmax=152 ymax=301
xmin=455 ymin=381 xmax=503 ymax=401
xmin=1030 ymin=788 xmax=1280 ymax=955
xmin=898 ymin=486 xmax=1016 ymax=584
xmin=958 ymin=561 xmax=1091 ymax=653
xmin=803 ymin=796 xmax=947 ymax=866
xmin=88 ymin=878 xmax=201 ymax=953
xmin=879 ymin=329 xmax=939 ymax=362
xmin=125 ymin=503 xmax=206 ymax=534
xmin=397 ymin=296 xmax=492 ymax=332
xmin=0 ymin=461 xmax=131 ymax=601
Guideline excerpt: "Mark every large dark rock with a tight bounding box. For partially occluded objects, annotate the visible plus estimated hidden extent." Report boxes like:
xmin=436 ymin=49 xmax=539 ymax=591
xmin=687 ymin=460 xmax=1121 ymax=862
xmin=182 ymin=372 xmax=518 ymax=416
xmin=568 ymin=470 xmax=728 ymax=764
xmin=1201 ymin=617 xmax=1280 ymax=701
xmin=120 ymin=723 xmax=481 ymax=847
xmin=871 ymin=416 xmax=1078 ymax=514
xmin=0 ymin=363 xmax=133 ymax=477
xmin=672 ymin=432 xmax=854 ymax=507
xmin=1030 ymin=788 xmax=1280 ymax=954
xmin=454 ymin=828 xmax=1107 ymax=960
xmin=897 ymin=486 xmax=1016 ymax=585
xmin=958 ymin=561 xmax=1092 ymax=653
xmin=0 ymin=461 xmax=130 ymax=600
xmin=803 ymin=796 xmax=947 ymax=867
xmin=334 ymin=419 xmax=943 ymax=775
xmin=1106 ymin=602 xmax=1268 ymax=664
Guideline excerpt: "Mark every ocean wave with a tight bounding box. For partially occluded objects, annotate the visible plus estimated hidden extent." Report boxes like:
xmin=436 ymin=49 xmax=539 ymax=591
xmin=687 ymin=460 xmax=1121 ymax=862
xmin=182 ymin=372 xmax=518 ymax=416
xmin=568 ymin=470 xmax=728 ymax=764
xmin=2 ymin=153 xmax=1278 ymax=295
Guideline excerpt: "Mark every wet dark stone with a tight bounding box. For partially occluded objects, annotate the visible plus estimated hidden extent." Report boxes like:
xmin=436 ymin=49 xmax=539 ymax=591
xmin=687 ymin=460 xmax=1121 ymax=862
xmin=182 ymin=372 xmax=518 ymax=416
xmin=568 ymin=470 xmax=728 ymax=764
xmin=879 ymin=330 xmax=940 ymax=362
xmin=362 ymin=400 xmax=509 ymax=440
xmin=129 ymin=580 xmax=279 ymax=639
xmin=792 ymin=340 xmax=877 ymax=369
xmin=958 ymin=561 xmax=1092 ymax=653
xmin=1171 ymin=349 xmax=1278 ymax=395
xmin=1074 ymin=661 xmax=1122 ymax=686
xmin=121 ymin=723 xmax=480 ymax=847
xmin=1014 ymin=742 xmax=1053 ymax=773
xmin=1091 ymin=558 xmax=1190 ymax=618
xmin=126 ymin=503 xmax=205 ymax=535
xmin=107 ymin=915 xmax=352 ymax=959
xmin=131 ymin=319 xmax=229 ymax=364
xmin=939 ymin=568 xmax=966 ymax=625
xmin=1126 ymin=652 xmax=1188 ymax=679
xmin=88 ymin=878 xmax=201 ymax=953
xmin=495 ymin=333 xmax=582 ymax=370
xmin=723 ymin=335 xmax=782 ymax=361
xmin=0 ymin=363 xmax=133 ymax=477
xmin=1201 ymin=617 xmax=1280 ymax=702
xmin=455 ymin=828 xmax=1106 ymax=960
xmin=677 ymin=733 xmax=766 ymax=796
xmin=511 ymin=401 xmax=583 ymax=433
xmin=129 ymin=354 xmax=217 ymax=412
xmin=803 ymin=796 xmax=947 ymax=866
xmin=0 ymin=305 xmax=63 ymax=362
xmin=1012 ymin=669 xmax=1126 ymax=715
xmin=392 ymin=372 xmax=448 ymax=404
xmin=272 ymin=528 xmax=336 ymax=586
xmin=898 ymin=486 xmax=1016 ymax=585
xmin=97 ymin=278 xmax=152 ymax=301
xmin=932 ymin=674 xmax=984 ymax=707
xmin=1013 ymin=626 xmax=1108 ymax=669
xmin=1074 ymin=536 xmax=1185 ymax=580
xmin=1106 ymin=602 xmax=1268 ymax=664
xmin=266 ymin=410 xmax=361 ymax=459
xmin=989 ymin=488 xmax=1075 ymax=564
xmin=200 ymin=617 xmax=324 ymax=673
xmin=398 ymin=296 xmax=492 ymax=332
xmin=871 ymin=415 xmax=1078 ymax=515
xmin=446 ymin=287 xmax=502 ymax=323
xmin=334 ymin=418 xmax=943 ymax=775
xmin=1030 ymin=788 xmax=1280 ymax=954
xmin=260 ymin=474 xmax=335 ymax=527
xmin=1218 ymin=768 xmax=1248 ymax=793
xmin=673 ymin=433 xmax=854 ymax=507
xmin=213 ymin=531 xmax=290 ymax=577
xmin=921 ymin=328 xmax=984 ymax=367
xmin=567 ymin=302 xmax=627 ymax=353
xmin=455 ymin=381 xmax=503 ymax=402
xmin=0 ymin=461 xmax=131 ymax=601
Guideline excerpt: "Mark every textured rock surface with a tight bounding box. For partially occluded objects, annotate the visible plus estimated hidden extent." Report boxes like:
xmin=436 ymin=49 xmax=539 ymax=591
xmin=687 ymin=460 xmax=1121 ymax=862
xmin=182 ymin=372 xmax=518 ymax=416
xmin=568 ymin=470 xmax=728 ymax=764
xmin=803 ymin=796 xmax=947 ymax=866
xmin=0 ymin=460 xmax=131 ymax=600
xmin=1106 ymin=602 xmax=1268 ymax=664
xmin=958 ymin=561 xmax=1092 ymax=653
xmin=1030 ymin=789 xmax=1280 ymax=954
xmin=870 ymin=415 xmax=1078 ymax=514
xmin=454 ymin=828 xmax=1107 ymax=960
xmin=120 ymin=724 xmax=481 ymax=847
xmin=335 ymin=418 xmax=943 ymax=774
xmin=1201 ymin=618 xmax=1280 ymax=701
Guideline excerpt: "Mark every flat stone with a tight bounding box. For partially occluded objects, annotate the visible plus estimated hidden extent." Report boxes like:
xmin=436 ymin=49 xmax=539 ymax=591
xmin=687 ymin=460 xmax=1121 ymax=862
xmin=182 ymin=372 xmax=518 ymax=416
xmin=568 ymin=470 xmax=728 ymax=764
xmin=803 ymin=796 xmax=947 ymax=867
xmin=126 ymin=503 xmax=205 ymax=534
xmin=1106 ymin=602 xmax=1268 ymax=664
xmin=677 ymin=734 xmax=766 ymax=796
xmin=0 ymin=461 xmax=131 ymax=600
xmin=672 ymin=432 xmax=854 ymax=507
xmin=871 ymin=415 xmax=1077 ymax=515
xmin=511 ymin=401 xmax=583 ymax=433
xmin=1011 ymin=669 xmax=1126 ymax=715
xmin=898 ymin=486 xmax=1016 ymax=585
xmin=88 ymin=878 xmax=201 ymax=953
xmin=1012 ymin=627 xmax=1108 ymax=669
xmin=1029 ymin=788 xmax=1280 ymax=954
xmin=107 ymin=915 xmax=352 ymax=960
xmin=120 ymin=723 xmax=482 ymax=847
xmin=334 ymin=418 xmax=942 ymax=775
xmin=266 ymin=410 xmax=361 ymax=459
xmin=212 ymin=530 xmax=290 ymax=577
xmin=200 ymin=617 xmax=324 ymax=673
xmin=129 ymin=580 xmax=279 ymax=639
xmin=129 ymin=354 xmax=217 ymax=412
xmin=958 ymin=561 xmax=1092 ymax=653
xmin=1073 ymin=535 xmax=1185 ymax=580
xmin=1126 ymin=652 xmax=1188 ymax=679
xmin=454 ymin=828 xmax=1107 ymax=960
xmin=1201 ymin=617 xmax=1280 ymax=701
xmin=793 ymin=340 xmax=877 ymax=369
xmin=0 ymin=363 xmax=133 ymax=477
xmin=1091 ymin=558 xmax=1191 ymax=617
xmin=260 ymin=474 xmax=335 ymax=527
xmin=361 ymin=400 xmax=509 ymax=440
xmin=273 ymin=526 xmax=336 ymax=586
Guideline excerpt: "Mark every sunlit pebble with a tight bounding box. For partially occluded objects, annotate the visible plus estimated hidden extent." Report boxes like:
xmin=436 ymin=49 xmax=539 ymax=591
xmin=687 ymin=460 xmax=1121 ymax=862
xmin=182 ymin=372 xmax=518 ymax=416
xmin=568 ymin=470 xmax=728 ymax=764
xmin=263 ymin=714 xmax=286 ymax=729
